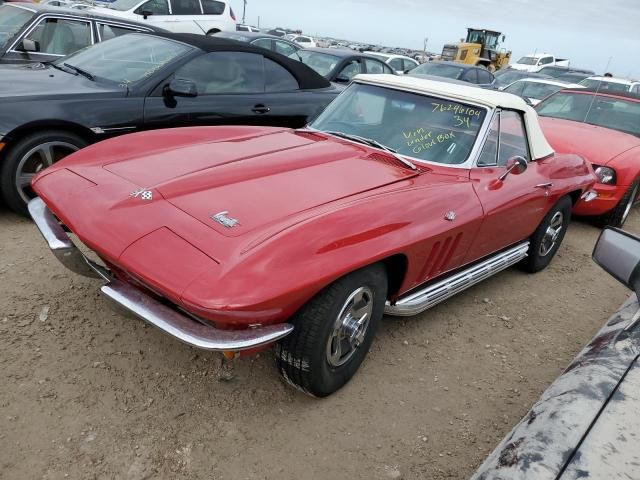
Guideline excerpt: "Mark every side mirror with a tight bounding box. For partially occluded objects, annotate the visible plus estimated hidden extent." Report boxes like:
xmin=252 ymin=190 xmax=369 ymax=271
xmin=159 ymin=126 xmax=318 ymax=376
xmin=501 ymin=35 xmax=506 ymax=42
xmin=593 ymin=228 xmax=640 ymax=301
xmin=140 ymin=9 xmax=153 ymax=19
xmin=20 ymin=39 xmax=39 ymax=53
xmin=498 ymin=156 xmax=527 ymax=180
xmin=334 ymin=75 xmax=351 ymax=84
xmin=166 ymin=78 xmax=198 ymax=98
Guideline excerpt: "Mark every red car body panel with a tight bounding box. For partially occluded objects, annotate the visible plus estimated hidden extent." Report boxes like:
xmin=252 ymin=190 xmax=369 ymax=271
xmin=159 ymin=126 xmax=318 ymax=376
xmin=538 ymin=99 xmax=640 ymax=217
xmin=33 ymin=125 xmax=595 ymax=329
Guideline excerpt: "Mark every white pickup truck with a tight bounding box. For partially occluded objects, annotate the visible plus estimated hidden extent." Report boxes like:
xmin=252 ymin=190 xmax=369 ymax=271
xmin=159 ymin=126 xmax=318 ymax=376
xmin=509 ymin=53 xmax=570 ymax=73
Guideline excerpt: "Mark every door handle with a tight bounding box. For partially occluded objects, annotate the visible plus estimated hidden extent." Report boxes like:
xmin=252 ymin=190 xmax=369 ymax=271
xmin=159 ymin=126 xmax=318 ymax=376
xmin=252 ymin=104 xmax=271 ymax=114
xmin=535 ymin=182 xmax=553 ymax=189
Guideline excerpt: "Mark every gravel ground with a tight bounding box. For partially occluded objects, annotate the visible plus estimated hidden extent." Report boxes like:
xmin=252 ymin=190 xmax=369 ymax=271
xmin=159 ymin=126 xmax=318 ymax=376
xmin=1 ymin=203 xmax=638 ymax=480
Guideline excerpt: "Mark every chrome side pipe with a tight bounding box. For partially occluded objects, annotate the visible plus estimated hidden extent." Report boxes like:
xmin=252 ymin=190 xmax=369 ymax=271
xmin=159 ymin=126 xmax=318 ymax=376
xmin=385 ymin=242 xmax=530 ymax=316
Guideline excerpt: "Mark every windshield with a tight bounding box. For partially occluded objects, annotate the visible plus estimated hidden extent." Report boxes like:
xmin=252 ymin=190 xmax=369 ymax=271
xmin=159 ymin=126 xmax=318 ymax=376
xmin=411 ymin=62 xmax=464 ymax=79
xmin=506 ymin=81 xmax=564 ymax=100
xmin=53 ymin=34 xmax=191 ymax=84
xmin=537 ymin=92 xmax=640 ymax=137
xmin=108 ymin=0 xmax=142 ymax=11
xmin=467 ymin=30 xmax=499 ymax=50
xmin=310 ymin=83 xmax=487 ymax=165
xmin=296 ymin=51 xmax=339 ymax=77
xmin=0 ymin=4 xmax=34 ymax=49
xmin=579 ymin=78 xmax=631 ymax=93
xmin=517 ymin=56 xmax=539 ymax=65
xmin=493 ymin=70 xmax=528 ymax=86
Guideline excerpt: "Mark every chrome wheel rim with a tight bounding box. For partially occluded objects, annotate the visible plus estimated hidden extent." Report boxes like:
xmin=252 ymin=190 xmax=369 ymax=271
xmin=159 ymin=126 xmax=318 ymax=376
xmin=15 ymin=141 xmax=79 ymax=204
xmin=539 ymin=211 xmax=564 ymax=257
xmin=621 ymin=183 xmax=639 ymax=225
xmin=326 ymin=286 xmax=374 ymax=367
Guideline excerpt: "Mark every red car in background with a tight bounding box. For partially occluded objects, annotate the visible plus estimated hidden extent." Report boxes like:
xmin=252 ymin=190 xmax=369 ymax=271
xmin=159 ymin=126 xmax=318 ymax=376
xmin=537 ymin=89 xmax=640 ymax=226
xmin=29 ymin=76 xmax=597 ymax=396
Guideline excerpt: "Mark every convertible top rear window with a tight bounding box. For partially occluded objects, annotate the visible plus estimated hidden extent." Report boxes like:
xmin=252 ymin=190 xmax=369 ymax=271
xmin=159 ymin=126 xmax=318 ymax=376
xmin=311 ymin=83 xmax=487 ymax=165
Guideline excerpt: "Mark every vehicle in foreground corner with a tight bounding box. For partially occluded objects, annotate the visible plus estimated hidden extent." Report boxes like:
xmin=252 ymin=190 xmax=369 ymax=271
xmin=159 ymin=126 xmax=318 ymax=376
xmin=29 ymin=75 xmax=597 ymax=397
xmin=409 ymin=60 xmax=496 ymax=88
xmin=0 ymin=32 xmax=338 ymax=214
xmin=88 ymin=0 xmax=236 ymax=35
xmin=537 ymin=89 xmax=640 ymax=226
xmin=501 ymin=78 xmax=584 ymax=105
xmin=472 ymin=227 xmax=640 ymax=480
xmin=0 ymin=2 xmax=161 ymax=64
xmin=295 ymin=47 xmax=394 ymax=84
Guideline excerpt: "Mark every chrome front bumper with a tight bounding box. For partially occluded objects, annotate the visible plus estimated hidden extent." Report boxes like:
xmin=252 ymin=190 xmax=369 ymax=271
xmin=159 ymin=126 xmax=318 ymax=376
xmin=28 ymin=197 xmax=294 ymax=351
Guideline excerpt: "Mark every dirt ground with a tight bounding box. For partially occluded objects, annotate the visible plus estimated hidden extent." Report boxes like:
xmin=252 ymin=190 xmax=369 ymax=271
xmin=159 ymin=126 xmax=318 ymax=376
xmin=1 ymin=203 xmax=638 ymax=480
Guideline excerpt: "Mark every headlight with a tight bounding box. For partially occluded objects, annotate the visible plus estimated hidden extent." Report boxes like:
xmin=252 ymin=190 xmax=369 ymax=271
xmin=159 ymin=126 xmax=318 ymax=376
xmin=593 ymin=165 xmax=616 ymax=185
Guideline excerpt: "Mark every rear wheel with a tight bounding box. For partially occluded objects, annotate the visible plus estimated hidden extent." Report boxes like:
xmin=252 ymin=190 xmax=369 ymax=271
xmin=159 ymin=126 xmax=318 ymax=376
xmin=521 ymin=196 xmax=572 ymax=273
xmin=597 ymin=178 xmax=639 ymax=227
xmin=0 ymin=130 xmax=87 ymax=215
xmin=275 ymin=264 xmax=387 ymax=397
xmin=206 ymin=29 xmax=220 ymax=37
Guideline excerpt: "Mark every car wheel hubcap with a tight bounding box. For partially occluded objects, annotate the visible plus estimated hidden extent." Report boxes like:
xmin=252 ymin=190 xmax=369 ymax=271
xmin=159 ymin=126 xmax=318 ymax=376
xmin=15 ymin=141 xmax=79 ymax=204
xmin=326 ymin=286 xmax=374 ymax=367
xmin=539 ymin=211 xmax=563 ymax=257
xmin=621 ymin=183 xmax=639 ymax=225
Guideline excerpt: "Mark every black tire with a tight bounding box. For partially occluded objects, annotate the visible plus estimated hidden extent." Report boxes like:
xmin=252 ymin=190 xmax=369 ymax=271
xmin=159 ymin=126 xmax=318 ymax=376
xmin=275 ymin=264 xmax=388 ymax=397
xmin=206 ymin=29 xmax=220 ymax=36
xmin=521 ymin=196 xmax=572 ymax=273
xmin=597 ymin=178 xmax=639 ymax=228
xmin=0 ymin=130 xmax=87 ymax=215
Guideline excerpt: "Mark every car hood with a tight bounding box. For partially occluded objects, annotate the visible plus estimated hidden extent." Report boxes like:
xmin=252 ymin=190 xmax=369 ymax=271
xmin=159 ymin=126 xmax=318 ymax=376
xmin=35 ymin=127 xmax=419 ymax=260
xmin=105 ymin=129 xmax=419 ymax=237
xmin=0 ymin=63 xmax=125 ymax=99
xmin=538 ymin=116 xmax=640 ymax=165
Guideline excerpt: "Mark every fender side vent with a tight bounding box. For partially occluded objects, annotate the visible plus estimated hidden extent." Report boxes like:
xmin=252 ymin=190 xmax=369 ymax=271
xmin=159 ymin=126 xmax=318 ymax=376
xmin=419 ymin=233 xmax=463 ymax=280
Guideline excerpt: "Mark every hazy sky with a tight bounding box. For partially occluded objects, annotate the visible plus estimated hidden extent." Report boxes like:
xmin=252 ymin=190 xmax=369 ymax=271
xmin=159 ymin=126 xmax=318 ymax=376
xmin=230 ymin=0 xmax=640 ymax=78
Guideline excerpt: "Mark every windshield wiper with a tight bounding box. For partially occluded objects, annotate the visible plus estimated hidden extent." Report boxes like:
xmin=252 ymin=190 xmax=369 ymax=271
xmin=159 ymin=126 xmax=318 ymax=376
xmin=325 ymin=131 xmax=417 ymax=170
xmin=50 ymin=62 xmax=74 ymax=74
xmin=63 ymin=63 xmax=94 ymax=81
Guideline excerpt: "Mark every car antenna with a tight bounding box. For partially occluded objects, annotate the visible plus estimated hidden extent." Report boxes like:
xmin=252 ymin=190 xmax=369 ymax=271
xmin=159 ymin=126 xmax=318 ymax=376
xmin=583 ymin=56 xmax=613 ymax=123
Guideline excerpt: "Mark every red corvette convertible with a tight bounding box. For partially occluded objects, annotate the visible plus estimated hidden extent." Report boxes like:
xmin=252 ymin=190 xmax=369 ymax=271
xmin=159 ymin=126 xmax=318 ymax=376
xmin=30 ymin=76 xmax=597 ymax=396
xmin=537 ymin=89 xmax=640 ymax=227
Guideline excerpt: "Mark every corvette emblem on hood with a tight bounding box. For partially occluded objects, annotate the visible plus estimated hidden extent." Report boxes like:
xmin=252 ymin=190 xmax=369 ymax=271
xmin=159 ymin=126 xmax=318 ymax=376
xmin=212 ymin=211 xmax=240 ymax=228
xmin=130 ymin=188 xmax=153 ymax=201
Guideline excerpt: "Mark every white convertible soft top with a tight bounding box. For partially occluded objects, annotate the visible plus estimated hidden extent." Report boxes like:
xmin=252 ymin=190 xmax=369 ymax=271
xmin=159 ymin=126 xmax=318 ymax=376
xmin=354 ymin=74 xmax=555 ymax=160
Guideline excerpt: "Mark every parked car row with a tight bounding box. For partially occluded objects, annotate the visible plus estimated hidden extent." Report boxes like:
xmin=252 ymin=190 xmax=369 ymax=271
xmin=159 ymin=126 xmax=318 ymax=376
xmin=1 ymin=22 xmax=639 ymax=402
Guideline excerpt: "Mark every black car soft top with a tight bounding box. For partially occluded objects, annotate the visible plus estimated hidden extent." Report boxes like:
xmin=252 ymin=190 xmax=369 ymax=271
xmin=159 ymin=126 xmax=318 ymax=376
xmin=149 ymin=32 xmax=331 ymax=90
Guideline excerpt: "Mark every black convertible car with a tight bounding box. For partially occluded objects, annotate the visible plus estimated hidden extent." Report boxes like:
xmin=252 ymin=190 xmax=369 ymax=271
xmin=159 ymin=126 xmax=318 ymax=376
xmin=0 ymin=32 xmax=339 ymax=214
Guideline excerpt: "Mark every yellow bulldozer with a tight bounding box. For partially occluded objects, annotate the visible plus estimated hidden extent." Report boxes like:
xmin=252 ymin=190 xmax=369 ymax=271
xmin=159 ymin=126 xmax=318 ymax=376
xmin=441 ymin=28 xmax=511 ymax=72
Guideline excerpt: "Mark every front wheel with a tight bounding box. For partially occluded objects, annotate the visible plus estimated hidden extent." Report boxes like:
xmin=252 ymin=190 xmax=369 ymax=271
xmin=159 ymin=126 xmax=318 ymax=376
xmin=520 ymin=196 xmax=572 ymax=273
xmin=0 ymin=130 xmax=87 ymax=215
xmin=275 ymin=264 xmax=388 ymax=397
